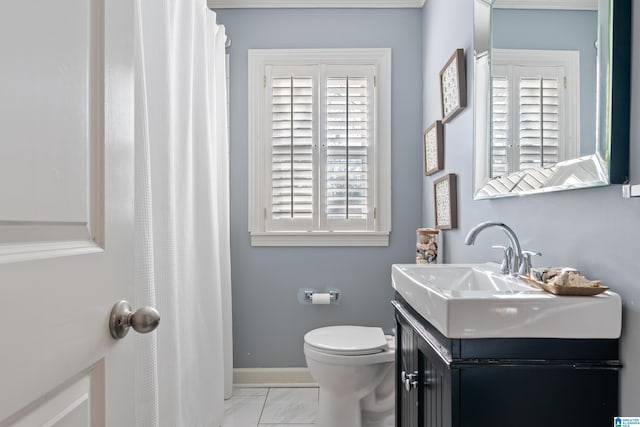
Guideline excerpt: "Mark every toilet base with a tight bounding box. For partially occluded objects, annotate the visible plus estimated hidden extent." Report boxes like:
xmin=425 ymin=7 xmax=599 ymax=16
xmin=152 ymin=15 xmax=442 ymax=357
xmin=363 ymin=414 xmax=395 ymax=427
xmin=316 ymin=390 xmax=361 ymax=427
xmin=303 ymin=329 xmax=396 ymax=427
xmin=316 ymin=388 xmax=395 ymax=427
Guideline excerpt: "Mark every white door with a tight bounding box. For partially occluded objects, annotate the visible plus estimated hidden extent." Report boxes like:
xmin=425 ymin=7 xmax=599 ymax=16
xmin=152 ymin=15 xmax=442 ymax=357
xmin=0 ymin=0 xmax=138 ymax=425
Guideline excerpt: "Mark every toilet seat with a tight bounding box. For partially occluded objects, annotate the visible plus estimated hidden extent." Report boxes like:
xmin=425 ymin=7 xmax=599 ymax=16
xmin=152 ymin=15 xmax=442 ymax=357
xmin=304 ymin=342 xmax=395 ymax=365
xmin=304 ymin=326 xmax=389 ymax=356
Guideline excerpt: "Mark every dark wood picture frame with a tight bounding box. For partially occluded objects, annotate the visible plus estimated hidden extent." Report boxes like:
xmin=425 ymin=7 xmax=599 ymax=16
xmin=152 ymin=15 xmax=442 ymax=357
xmin=434 ymin=173 xmax=458 ymax=230
xmin=423 ymin=120 xmax=444 ymax=176
xmin=439 ymin=49 xmax=467 ymax=124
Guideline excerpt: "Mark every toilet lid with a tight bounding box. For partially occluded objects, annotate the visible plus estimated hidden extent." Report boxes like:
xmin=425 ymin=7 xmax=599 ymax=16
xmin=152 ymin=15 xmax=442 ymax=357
xmin=304 ymin=326 xmax=388 ymax=356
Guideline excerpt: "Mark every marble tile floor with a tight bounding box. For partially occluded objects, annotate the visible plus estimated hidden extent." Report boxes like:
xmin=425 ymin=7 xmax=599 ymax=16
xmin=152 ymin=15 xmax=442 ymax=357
xmin=223 ymin=387 xmax=318 ymax=427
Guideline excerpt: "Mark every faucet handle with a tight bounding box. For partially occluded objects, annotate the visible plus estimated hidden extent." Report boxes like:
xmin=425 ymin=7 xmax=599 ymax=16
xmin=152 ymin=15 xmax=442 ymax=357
xmin=519 ymin=250 xmax=542 ymax=276
xmin=522 ymin=250 xmax=542 ymax=257
xmin=492 ymin=245 xmax=513 ymax=275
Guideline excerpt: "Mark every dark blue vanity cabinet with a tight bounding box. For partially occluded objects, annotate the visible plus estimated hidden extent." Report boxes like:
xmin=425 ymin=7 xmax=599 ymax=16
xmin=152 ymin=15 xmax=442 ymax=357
xmin=393 ymin=295 xmax=621 ymax=427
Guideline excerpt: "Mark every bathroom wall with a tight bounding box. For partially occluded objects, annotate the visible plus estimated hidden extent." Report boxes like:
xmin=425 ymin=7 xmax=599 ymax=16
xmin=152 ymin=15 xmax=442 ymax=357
xmin=422 ymin=0 xmax=640 ymax=415
xmin=215 ymin=8 xmax=423 ymax=368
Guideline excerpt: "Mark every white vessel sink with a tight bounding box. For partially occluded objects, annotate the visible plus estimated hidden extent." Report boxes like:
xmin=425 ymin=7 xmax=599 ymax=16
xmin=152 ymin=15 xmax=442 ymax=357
xmin=392 ymin=263 xmax=622 ymax=339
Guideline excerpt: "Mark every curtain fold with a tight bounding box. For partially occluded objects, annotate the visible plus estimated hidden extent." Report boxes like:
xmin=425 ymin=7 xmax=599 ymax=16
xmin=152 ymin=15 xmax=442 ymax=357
xmin=134 ymin=1 xmax=232 ymax=425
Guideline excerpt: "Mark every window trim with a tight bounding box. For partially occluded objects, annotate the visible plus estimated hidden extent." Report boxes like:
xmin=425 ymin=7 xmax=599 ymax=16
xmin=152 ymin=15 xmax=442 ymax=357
xmin=248 ymin=48 xmax=391 ymax=247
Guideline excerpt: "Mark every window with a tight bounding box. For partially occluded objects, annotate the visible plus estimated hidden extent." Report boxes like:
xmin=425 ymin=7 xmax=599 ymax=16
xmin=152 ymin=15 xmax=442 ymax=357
xmin=491 ymin=49 xmax=579 ymax=178
xmin=248 ymin=49 xmax=391 ymax=246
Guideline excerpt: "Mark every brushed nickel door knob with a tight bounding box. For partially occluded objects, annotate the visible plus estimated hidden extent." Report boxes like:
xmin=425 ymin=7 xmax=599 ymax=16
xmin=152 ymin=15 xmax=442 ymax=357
xmin=109 ymin=300 xmax=160 ymax=340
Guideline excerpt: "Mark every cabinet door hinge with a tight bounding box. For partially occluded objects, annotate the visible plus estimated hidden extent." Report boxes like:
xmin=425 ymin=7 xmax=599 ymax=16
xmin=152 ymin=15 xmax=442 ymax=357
xmin=263 ymin=75 xmax=267 ymax=88
xmin=264 ymin=207 xmax=267 ymax=219
xmin=564 ymin=76 xmax=567 ymax=89
xmin=374 ymin=207 xmax=377 ymax=219
xmin=374 ymin=75 xmax=377 ymax=88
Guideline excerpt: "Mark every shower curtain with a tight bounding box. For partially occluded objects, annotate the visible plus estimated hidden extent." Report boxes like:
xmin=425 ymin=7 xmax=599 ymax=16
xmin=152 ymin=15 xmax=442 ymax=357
xmin=134 ymin=0 xmax=232 ymax=425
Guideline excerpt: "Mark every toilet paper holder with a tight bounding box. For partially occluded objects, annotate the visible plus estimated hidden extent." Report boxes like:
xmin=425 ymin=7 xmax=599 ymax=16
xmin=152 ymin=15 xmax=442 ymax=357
xmin=299 ymin=288 xmax=340 ymax=304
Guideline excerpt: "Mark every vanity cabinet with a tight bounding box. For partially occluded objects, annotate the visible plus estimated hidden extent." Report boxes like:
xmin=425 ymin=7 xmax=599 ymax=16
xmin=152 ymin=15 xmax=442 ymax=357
xmin=393 ymin=295 xmax=621 ymax=427
xmin=397 ymin=313 xmax=418 ymax=426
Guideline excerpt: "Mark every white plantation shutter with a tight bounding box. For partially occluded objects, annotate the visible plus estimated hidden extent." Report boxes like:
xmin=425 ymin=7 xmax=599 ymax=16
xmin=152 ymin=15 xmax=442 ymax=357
xmin=325 ymin=77 xmax=369 ymax=219
xmin=270 ymin=75 xmax=314 ymax=220
xmin=323 ymin=65 xmax=375 ymax=230
xmin=265 ymin=65 xmax=317 ymax=230
xmin=248 ymin=49 xmax=391 ymax=246
xmin=491 ymin=59 xmax=569 ymax=177
xmin=265 ymin=64 xmax=375 ymax=232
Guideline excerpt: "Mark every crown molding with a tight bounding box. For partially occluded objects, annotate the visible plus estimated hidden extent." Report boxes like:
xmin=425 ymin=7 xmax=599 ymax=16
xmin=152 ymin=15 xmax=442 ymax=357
xmin=493 ymin=0 xmax=597 ymax=10
xmin=208 ymin=0 xmax=425 ymax=8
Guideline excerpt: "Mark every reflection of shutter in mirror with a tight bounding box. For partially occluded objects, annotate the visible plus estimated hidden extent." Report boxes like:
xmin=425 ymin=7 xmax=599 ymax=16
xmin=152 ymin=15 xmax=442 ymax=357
xmin=491 ymin=75 xmax=509 ymax=177
xmin=271 ymin=76 xmax=313 ymax=219
xmin=518 ymin=76 xmax=559 ymax=170
xmin=326 ymin=76 xmax=369 ymax=220
xmin=491 ymin=64 xmax=562 ymax=177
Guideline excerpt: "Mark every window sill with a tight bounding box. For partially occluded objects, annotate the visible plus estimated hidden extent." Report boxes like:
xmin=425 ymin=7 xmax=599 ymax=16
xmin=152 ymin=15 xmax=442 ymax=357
xmin=250 ymin=231 xmax=390 ymax=247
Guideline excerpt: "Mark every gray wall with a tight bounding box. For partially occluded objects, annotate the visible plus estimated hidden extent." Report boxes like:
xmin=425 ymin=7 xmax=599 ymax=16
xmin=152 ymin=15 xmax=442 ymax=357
xmin=423 ymin=0 xmax=640 ymax=415
xmin=216 ymin=8 xmax=423 ymax=368
xmin=493 ymin=9 xmax=598 ymax=154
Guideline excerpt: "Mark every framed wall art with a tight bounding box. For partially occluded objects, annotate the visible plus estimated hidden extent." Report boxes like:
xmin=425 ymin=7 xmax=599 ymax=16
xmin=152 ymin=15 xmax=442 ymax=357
xmin=439 ymin=49 xmax=467 ymax=123
xmin=423 ymin=120 xmax=443 ymax=176
xmin=434 ymin=173 xmax=458 ymax=230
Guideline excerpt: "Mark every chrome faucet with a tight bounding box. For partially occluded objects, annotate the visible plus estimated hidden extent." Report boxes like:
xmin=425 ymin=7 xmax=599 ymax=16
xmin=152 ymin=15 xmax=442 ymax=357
xmin=465 ymin=221 xmax=523 ymax=276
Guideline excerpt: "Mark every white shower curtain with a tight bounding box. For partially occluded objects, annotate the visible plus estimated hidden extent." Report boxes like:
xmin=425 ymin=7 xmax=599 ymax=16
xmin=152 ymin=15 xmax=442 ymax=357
xmin=134 ymin=1 xmax=232 ymax=426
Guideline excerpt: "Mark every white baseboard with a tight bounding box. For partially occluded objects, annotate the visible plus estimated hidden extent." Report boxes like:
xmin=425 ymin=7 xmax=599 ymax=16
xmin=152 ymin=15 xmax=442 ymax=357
xmin=233 ymin=367 xmax=317 ymax=388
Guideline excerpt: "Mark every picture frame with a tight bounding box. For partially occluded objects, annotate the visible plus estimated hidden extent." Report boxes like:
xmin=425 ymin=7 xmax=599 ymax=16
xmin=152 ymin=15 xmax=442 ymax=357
xmin=423 ymin=120 xmax=444 ymax=176
xmin=439 ymin=49 xmax=467 ymax=123
xmin=434 ymin=173 xmax=458 ymax=230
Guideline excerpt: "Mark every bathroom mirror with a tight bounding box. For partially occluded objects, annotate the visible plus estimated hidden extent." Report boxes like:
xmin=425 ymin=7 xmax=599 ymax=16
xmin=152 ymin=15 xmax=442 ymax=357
xmin=473 ymin=0 xmax=630 ymax=199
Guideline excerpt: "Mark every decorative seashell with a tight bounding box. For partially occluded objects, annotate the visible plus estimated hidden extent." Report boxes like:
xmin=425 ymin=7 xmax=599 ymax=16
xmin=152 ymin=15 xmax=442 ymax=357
xmin=566 ymin=272 xmax=602 ymax=288
xmin=546 ymin=270 xmax=601 ymax=288
xmin=535 ymin=267 xmax=580 ymax=283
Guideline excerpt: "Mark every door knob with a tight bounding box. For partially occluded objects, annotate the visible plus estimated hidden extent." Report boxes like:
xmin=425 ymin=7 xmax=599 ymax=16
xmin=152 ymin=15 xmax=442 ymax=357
xmin=109 ymin=300 xmax=160 ymax=340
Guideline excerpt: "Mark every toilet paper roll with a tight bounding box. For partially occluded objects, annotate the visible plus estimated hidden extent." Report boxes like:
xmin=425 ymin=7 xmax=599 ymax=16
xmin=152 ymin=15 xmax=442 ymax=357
xmin=311 ymin=293 xmax=331 ymax=305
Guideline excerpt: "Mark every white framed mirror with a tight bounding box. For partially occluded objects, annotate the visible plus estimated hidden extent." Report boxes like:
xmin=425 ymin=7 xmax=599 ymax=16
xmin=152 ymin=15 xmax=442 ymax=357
xmin=473 ymin=0 xmax=631 ymax=199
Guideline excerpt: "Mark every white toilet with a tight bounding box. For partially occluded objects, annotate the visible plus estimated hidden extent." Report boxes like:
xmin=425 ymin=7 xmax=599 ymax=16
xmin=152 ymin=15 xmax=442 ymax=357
xmin=304 ymin=326 xmax=395 ymax=427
